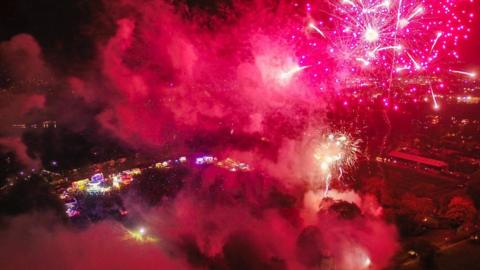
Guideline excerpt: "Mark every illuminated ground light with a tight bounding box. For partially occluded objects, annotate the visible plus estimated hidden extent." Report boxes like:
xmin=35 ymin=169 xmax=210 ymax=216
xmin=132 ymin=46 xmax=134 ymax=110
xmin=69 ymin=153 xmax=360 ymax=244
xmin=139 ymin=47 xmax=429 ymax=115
xmin=363 ymin=256 xmax=372 ymax=268
xmin=124 ymin=227 xmax=158 ymax=243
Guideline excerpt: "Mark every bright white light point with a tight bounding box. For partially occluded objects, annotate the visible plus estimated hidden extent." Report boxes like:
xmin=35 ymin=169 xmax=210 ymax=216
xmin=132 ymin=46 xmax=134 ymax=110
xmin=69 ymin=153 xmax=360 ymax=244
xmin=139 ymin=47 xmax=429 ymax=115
xmin=320 ymin=162 xmax=329 ymax=171
xmin=139 ymin=227 xmax=146 ymax=235
xmin=364 ymin=26 xmax=379 ymax=42
xmin=364 ymin=257 xmax=372 ymax=267
xmin=399 ymin=18 xmax=409 ymax=28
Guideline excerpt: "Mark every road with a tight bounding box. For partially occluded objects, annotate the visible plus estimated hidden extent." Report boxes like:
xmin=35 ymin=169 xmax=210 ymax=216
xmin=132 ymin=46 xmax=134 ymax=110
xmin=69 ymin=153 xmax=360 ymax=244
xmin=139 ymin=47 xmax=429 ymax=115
xmin=398 ymin=238 xmax=480 ymax=270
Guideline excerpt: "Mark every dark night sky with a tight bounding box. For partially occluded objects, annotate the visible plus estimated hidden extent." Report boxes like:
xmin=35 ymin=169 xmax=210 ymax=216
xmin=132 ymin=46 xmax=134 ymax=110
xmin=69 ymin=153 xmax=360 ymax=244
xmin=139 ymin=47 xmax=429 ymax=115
xmin=0 ymin=0 xmax=111 ymax=74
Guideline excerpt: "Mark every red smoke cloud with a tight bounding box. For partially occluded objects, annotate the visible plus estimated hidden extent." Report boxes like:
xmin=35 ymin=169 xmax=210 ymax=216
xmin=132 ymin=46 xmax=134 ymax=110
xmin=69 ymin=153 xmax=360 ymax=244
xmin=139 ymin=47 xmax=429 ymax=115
xmin=0 ymin=136 xmax=40 ymax=169
xmin=0 ymin=34 xmax=52 ymax=81
xmin=0 ymin=34 xmax=49 ymax=168
xmin=0 ymin=213 xmax=188 ymax=270
xmin=0 ymin=1 xmax=400 ymax=269
xmin=68 ymin=0 xmax=328 ymax=149
xmin=0 ymin=178 xmax=397 ymax=270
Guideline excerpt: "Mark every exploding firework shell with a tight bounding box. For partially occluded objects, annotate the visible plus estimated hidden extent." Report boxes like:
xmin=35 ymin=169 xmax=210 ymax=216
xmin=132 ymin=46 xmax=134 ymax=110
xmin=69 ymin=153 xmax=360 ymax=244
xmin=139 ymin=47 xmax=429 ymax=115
xmin=290 ymin=0 xmax=476 ymax=86
xmin=309 ymin=132 xmax=360 ymax=193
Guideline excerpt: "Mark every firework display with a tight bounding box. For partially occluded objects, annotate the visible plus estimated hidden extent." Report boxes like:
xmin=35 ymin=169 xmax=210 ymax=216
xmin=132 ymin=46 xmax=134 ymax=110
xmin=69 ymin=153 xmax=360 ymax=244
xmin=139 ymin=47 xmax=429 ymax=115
xmin=1 ymin=1 xmax=480 ymax=269
xmin=287 ymin=0 xmax=476 ymax=91
xmin=313 ymin=132 xmax=360 ymax=196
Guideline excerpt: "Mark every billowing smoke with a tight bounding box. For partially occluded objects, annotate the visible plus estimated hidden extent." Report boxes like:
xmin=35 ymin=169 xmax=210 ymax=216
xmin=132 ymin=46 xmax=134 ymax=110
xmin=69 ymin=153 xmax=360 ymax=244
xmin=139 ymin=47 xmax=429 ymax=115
xmin=0 ymin=178 xmax=397 ymax=270
xmin=0 ymin=34 xmax=51 ymax=168
xmin=69 ymin=0 xmax=329 ymax=150
xmin=0 ymin=0 xmax=399 ymax=269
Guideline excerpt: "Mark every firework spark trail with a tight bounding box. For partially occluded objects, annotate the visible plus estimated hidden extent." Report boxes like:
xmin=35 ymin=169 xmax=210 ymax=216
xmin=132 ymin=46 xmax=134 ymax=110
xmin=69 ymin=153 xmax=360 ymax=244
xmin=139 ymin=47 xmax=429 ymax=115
xmin=292 ymin=0 xmax=476 ymax=94
xmin=279 ymin=65 xmax=311 ymax=82
xmin=388 ymin=0 xmax=403 ymax=94
xmin=374 ymin=45 xmax=402 ymax=53
xmin=407 ymin=5 xmax=424 ymax=20
xmin=449 ymin=69 xmax=476 ymax=78
xmin=430 ymin=84 xmax=439 ymax=110
xmin=369 ymin=45 xmax=402 ymax=58
xmin=364 ymin=0 xmax=391 ymax=13
xmin=399 ymin=5 xmax=424 ymax=28
xmin=356 ymin=57 xmax=370 ymax=66
xmin=308 ymin=22 xmax=326 ymax=38
xmin=430 ymin=32 xmax=442 ymax=53
xmin=406 ymin=51 xmax=421 ymax=70
xmin=324 ymin=174 xmax=332 ymax=197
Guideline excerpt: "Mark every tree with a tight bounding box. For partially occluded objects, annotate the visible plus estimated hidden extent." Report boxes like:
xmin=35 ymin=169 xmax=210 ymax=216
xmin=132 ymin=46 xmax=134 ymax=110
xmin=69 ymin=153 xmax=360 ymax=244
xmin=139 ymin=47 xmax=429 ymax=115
xmin=130 ymin=167 xmax=187 ymax=206
xmin=442 ymin=195 xmax=477 ymax=228
xmin=328 ymin=201 xmax=361 ymax=220
xmin=296 ymin=226 xmax=327 ymax=268
xmin=0 ymin=174 xmax=65 ymax=218
xmin=0 ymin=150 xmax=21 ymax=187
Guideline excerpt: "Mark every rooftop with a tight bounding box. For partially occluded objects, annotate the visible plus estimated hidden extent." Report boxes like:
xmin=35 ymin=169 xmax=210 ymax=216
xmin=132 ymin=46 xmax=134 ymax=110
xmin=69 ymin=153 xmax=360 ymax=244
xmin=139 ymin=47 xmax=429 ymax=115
xmin=389 ymin=150 xmax=448 ymax=168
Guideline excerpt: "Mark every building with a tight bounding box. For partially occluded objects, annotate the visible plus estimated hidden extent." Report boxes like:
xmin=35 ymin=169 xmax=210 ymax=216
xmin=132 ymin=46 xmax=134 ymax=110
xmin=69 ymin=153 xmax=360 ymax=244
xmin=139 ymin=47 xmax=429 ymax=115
xmin=388 ymin=150 xmax=448 ymax=170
